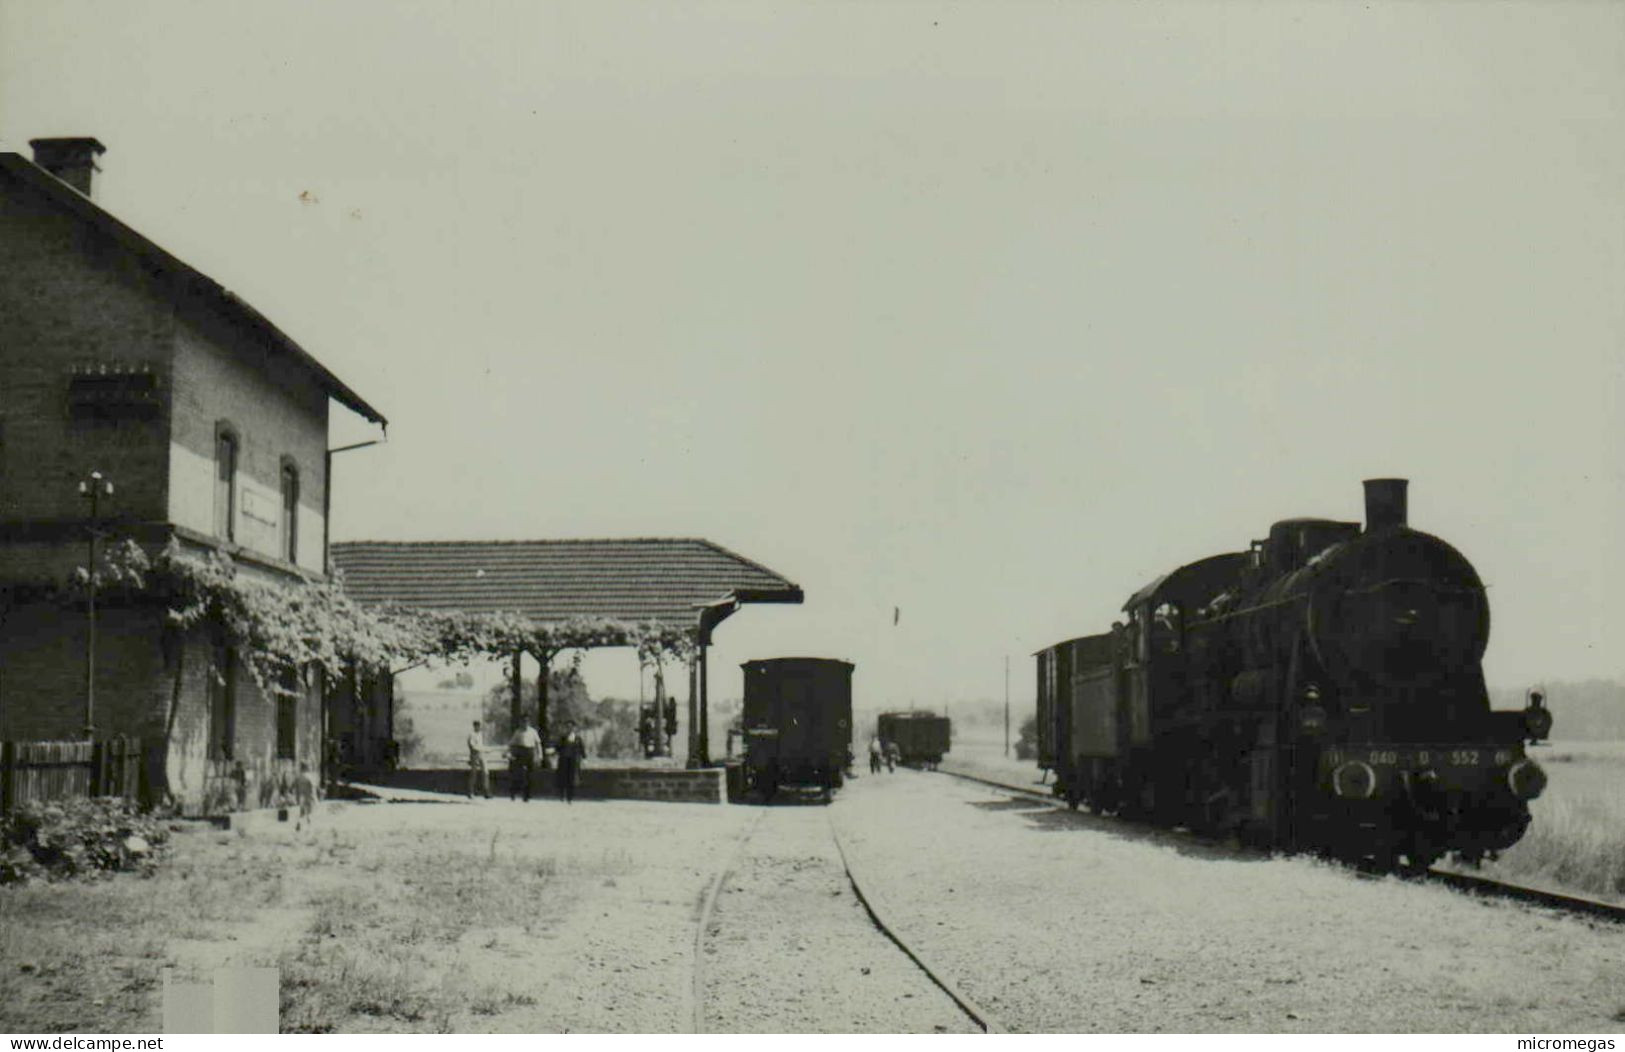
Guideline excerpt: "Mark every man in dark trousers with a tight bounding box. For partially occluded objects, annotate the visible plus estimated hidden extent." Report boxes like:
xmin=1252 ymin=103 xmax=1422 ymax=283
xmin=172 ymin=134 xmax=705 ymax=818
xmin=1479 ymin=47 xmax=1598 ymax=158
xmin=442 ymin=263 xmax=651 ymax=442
xmin=555 ymin=721 xmax=586 ymax=804
xmin=508 ymin=717 xmax=541 ymax=801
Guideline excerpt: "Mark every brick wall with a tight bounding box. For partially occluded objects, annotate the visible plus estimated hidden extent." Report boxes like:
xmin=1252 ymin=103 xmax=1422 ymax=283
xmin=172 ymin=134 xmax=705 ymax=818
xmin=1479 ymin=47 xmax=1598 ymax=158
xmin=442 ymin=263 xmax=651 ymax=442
xmin=0 ymin=600 xmax=169 ymax=743
xmin=161 ymin=621 xmax=325 ymax=815
xmin=367 ymin=765 xmax=728 ymax=804
xmin=1 ymin=157 xmax=347 ymax=814
xmin=582 ymin=767 xmax=726 ymax=804
xmin=0 ymin=599 xmax=323 ymax=814
xmin=0 ymin=159 xmax=333 ymax=575
xmin=0 ymin=165 xmax=174 ymax=526
xmin=169 ymin=304 xmax=328 ymax=575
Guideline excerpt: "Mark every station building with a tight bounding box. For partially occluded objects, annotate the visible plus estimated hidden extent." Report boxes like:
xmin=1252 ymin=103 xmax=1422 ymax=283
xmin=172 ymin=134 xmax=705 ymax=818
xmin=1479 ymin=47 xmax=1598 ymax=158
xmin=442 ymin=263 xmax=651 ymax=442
xmin=0 ymin=138 xmax=386 ymax=812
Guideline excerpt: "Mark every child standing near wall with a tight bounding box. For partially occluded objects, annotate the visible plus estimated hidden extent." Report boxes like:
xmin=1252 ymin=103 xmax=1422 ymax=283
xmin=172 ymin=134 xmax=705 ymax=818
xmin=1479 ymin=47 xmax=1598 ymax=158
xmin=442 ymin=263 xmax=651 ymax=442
xmin=295 ymin=762 xmax=319 ymax=830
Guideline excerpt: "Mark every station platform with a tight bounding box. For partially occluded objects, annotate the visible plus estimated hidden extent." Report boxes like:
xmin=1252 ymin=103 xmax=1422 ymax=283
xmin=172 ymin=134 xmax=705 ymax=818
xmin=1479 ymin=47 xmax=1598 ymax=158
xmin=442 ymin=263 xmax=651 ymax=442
xmin=349 ymin=760 xmax=727 ymax=804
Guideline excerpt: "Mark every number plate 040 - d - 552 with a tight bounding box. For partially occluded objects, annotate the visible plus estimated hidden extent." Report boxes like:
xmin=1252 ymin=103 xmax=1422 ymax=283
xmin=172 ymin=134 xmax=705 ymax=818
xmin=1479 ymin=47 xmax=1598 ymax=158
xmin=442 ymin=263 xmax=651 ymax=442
xmin=1322 ymin=746 xmax=1515 ymax=770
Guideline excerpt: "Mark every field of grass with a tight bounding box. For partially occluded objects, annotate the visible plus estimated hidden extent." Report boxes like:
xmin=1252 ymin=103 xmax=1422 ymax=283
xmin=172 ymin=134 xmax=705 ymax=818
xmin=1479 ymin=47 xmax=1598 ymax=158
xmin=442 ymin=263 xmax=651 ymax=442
xmin=1481 ymin=740 xmax=1625 ymax=902
xmin=0 ymin=810 xmax=598 ymax=1033
xmin=397 ymin=690 xmax=485 ymax=766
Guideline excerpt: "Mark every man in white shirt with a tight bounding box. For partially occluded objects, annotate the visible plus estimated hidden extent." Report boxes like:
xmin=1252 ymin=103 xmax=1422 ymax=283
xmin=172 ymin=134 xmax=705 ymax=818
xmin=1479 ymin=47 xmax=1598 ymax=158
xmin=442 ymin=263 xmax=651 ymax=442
xmin=466 ymin=720 xmax=491 ymax=799
xmin=508 ymin=718 xmax=542 ymax=801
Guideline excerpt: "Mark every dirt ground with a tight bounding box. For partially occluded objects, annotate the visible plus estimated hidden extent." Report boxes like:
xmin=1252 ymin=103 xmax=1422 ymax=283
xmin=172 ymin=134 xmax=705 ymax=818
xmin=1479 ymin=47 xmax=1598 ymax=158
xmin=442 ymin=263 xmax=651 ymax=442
xmin=831 ymin=766 xmax=1625 ymax=1033
xmin=3 ymin=795 xmax=754 ymax=1033
xmin=6 ymin=764 xmax=1623 ymax=1034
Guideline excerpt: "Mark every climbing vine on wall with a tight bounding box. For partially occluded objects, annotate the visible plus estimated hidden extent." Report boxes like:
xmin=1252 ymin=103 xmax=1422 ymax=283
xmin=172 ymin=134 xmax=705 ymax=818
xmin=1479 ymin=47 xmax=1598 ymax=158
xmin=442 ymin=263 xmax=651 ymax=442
xmin=85 ymin=539 xmax=697 ymax=695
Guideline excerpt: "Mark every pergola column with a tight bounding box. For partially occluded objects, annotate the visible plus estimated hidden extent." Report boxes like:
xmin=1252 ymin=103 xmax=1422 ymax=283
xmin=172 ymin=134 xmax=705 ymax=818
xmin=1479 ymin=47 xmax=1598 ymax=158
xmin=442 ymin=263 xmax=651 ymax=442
xmin=686 ymin=653 xmax=699 ymax=768
xmin=536 ymin=649 xmax=552 ymax=763
xmin=509 ymin=650 xmax=523 ymax=735
xmin=697 ymin=642 xmax=710 ymax=765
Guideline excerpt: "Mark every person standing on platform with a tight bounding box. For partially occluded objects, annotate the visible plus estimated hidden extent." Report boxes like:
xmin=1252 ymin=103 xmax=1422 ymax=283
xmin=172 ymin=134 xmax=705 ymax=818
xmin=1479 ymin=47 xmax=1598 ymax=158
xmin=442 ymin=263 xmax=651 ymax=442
xmin=555 ymin=721 xmax=586 ymax=804
xmin=466 ymin=720 xmax=491 ymax=799
xmin=508 ymin=718 xmax=541 ymax=801
xmin=868 ymin=737 xmax=883 ymax=774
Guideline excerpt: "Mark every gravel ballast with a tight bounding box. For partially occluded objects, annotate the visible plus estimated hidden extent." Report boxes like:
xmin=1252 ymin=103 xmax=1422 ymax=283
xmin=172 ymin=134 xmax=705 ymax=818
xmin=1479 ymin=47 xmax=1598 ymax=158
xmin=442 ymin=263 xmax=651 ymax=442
xmin=700 ymin=800 xmax=978 ymax=1033
xmin=829 ymin=767 xmax=1625 ymax=1033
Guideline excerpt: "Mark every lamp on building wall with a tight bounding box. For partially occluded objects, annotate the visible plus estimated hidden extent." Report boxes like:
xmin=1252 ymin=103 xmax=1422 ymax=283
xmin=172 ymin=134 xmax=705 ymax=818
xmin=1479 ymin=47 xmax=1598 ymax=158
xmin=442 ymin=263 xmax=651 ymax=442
xmin=78 ymin=470 xmax=113 ymax=740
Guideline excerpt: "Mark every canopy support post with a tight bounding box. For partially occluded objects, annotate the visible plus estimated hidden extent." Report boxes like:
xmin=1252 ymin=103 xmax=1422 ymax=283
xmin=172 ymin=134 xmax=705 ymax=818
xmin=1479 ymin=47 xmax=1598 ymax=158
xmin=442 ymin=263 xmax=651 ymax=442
xmin=536 ymin=650 xmax=552 ymax=766
xmin=686 ymin=653 xmax=699 ymax=769
xmin=509 ymin=650 xmax=523 ymax=736
xmin=698 ymin=642 xmax=710 ymax=766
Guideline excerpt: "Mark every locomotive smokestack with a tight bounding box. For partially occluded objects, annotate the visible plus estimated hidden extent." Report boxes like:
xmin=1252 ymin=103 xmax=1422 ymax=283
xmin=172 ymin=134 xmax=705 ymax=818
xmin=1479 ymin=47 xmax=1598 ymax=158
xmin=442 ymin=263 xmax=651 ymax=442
xmin=1363 ymin=478 xmax=1409 ymax=532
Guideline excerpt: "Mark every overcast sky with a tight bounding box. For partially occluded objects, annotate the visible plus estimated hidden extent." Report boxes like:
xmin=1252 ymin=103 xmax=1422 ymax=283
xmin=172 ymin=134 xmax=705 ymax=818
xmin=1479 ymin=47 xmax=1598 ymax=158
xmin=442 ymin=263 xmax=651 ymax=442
xmin=3 ymin=0 xmax=1621 ymax=707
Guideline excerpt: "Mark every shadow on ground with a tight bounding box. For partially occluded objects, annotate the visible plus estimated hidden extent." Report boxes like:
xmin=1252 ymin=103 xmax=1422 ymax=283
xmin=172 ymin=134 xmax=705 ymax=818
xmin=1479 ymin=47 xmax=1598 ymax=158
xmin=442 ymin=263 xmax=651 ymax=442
xmin=964 ymin=790 xmax=1268 ymax=862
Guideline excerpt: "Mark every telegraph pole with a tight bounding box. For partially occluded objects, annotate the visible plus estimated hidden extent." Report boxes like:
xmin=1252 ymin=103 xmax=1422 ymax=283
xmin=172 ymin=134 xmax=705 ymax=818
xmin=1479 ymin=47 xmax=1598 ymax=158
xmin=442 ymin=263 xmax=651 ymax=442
xmin=1004 ymin=655 xmax=1010 ymax=757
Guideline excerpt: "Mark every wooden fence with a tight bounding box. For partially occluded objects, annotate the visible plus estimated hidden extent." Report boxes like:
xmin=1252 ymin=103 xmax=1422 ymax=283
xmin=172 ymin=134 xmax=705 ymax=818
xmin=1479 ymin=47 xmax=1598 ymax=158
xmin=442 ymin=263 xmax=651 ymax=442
xmin=0 ymin=738 xmax=143 ymax=812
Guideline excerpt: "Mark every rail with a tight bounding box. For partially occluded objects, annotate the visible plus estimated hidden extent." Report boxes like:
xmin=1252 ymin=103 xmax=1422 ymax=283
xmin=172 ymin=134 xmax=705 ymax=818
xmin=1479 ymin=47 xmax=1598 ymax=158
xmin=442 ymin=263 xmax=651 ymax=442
xmin=826 ymin=811 xmax=1003 ymax=1033
xmin=692 ymin=802 xmax=1001 ymax=1034
xmin=933 ymin=767 xmax=1625 ymax=926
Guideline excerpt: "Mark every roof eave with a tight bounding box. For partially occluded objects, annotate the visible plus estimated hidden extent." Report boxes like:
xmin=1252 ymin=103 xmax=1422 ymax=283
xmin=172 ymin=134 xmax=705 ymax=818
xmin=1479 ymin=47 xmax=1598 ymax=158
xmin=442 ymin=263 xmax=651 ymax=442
xmin=0 ymin=153 xmax=387 ymax=427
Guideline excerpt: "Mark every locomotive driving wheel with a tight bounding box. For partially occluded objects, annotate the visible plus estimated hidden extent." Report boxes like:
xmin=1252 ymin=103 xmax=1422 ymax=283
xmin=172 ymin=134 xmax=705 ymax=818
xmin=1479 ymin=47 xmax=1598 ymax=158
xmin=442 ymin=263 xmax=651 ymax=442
xmin=1395 ymin=834 xmax=1444 ymax=875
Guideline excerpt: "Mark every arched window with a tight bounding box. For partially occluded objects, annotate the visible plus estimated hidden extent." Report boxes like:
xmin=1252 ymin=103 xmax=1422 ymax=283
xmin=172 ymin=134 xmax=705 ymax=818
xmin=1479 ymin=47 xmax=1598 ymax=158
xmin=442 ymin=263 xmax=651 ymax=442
xmin=280 ymin=460 xmax=299 ymax=563
xmin=214 ymin=425 xmax=238 ymax=542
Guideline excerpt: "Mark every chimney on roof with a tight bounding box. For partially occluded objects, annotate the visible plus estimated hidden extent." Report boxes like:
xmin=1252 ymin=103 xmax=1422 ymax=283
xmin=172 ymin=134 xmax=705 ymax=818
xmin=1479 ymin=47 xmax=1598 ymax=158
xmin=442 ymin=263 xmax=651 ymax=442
xmin=29 ymin=137 xmax=106 ymax=199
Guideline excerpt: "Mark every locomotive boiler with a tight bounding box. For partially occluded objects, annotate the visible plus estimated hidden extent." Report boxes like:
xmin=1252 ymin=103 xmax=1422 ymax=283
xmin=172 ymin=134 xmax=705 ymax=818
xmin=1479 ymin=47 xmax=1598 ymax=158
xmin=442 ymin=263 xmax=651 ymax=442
xmin=1036 ymin=479 xmax=1550 ymax=870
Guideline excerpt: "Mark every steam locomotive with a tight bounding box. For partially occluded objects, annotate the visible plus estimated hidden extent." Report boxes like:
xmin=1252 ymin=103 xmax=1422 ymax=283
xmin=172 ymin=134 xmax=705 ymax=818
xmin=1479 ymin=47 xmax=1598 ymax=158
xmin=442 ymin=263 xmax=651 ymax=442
xmin=1035 ymin=479 xmax=1551 ymax=870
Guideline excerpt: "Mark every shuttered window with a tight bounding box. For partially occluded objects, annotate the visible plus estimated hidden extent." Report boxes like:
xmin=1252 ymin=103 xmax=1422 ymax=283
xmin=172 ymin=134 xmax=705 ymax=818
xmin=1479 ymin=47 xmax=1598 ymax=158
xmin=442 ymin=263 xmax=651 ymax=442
xmin=280 ymin=462 xmax=299 ymax=563
xmin=215 ymin=428 xmax=238 ymax=542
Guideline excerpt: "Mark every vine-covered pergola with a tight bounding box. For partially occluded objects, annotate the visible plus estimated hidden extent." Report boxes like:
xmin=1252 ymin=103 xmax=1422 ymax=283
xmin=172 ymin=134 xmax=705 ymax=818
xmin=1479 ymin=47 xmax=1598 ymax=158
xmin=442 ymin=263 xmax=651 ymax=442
xmin=329 ymin=538 xmax=804 ymax=764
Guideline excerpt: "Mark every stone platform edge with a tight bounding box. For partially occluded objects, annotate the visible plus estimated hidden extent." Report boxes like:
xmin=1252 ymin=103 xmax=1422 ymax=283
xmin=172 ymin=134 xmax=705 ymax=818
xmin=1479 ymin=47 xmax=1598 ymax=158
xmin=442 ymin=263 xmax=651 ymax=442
xmin=344 ymin=765 xmax=727 ymax=805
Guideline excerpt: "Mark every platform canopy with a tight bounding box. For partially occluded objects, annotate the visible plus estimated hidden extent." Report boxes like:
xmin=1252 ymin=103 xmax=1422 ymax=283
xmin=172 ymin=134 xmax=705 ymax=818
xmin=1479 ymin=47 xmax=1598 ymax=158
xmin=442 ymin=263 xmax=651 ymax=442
xmin=329 ymin=537 xmax=803 ymax=639
xmin=330 ymin=538 xmax=802 ymax=765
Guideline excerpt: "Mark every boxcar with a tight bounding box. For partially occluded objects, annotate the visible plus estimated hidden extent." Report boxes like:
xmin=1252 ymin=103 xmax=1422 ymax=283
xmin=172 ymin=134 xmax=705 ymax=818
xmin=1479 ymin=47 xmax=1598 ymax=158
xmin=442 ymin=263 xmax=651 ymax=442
xmin=876 ymin=711 xmax=950 ymax=768
xmin=741 ymin=657 xmax=854 ymax=796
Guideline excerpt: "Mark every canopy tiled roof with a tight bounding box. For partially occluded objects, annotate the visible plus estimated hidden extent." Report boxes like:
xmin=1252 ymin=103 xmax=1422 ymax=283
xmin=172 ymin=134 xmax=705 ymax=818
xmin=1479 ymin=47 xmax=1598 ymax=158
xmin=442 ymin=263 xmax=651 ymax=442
xmin=330 ymin=538 xmax=803 ymax=626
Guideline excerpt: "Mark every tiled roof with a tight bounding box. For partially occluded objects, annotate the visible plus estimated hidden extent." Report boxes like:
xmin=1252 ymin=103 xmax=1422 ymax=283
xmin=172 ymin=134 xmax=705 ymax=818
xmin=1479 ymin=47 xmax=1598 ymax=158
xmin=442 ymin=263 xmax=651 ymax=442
xmin=330 ymin=538 xmax=802 ymax=626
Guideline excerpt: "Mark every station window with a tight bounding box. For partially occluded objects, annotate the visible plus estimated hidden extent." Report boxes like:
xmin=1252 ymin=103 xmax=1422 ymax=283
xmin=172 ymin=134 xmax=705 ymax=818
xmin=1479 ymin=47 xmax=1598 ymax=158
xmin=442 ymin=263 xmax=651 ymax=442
xmin=215 ymin=425 xmax=238 ymax=542
xmin=280 ymin=461 xmax=299 ymax=563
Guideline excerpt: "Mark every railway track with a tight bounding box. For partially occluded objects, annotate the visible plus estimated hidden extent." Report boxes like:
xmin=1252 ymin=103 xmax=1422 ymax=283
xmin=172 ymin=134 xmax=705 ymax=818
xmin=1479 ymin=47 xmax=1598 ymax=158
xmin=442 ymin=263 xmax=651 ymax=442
xmin=1421 ymin=868 xmax=1625 ymax=924
xmin=691 ymin=808 xmax=768 ymax=1033
xmin=934 ymin=766 xmax=1625 ymax=926
xmin=691 ymin=801 xmax=999 ymax=1034
xmin=825 ymin=811 xmax=1002 ymax=1033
